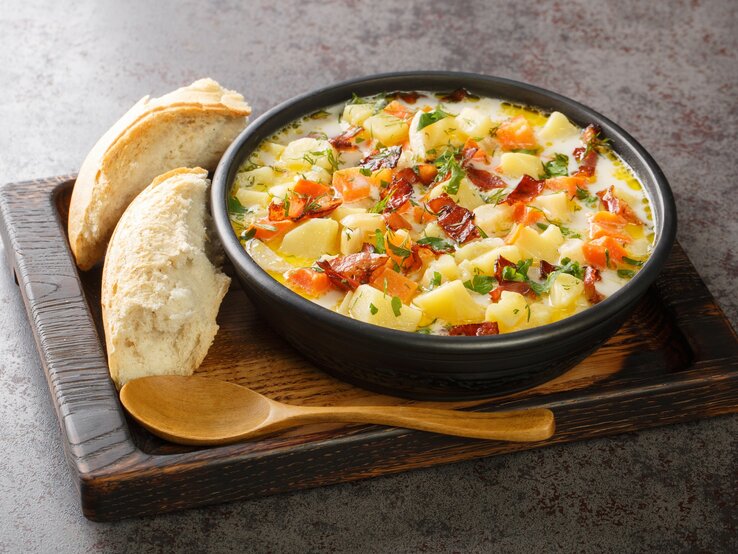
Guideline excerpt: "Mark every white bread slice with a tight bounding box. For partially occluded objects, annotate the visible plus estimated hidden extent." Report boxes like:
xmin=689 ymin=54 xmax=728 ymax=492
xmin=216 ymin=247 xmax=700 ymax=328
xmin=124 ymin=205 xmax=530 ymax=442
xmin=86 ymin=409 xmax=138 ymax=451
xmin=101 ymin=167 xmax=231 ymax=388
xmin=69 ymin=78 xmax=251 ymax=270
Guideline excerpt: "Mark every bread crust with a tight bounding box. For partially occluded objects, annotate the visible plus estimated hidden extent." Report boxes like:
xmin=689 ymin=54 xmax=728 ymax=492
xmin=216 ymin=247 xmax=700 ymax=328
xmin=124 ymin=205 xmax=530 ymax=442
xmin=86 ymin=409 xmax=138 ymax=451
xmin=69 ymin=78 xmax=250 ymax=270
xmin=101 ymin=167 xmax=231 ymax=388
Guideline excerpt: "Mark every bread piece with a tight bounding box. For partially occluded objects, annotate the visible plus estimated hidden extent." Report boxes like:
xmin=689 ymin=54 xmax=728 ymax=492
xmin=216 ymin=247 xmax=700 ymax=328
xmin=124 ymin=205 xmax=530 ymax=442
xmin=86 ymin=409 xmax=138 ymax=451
xmin=101 ymin=167 xmax=231 ymax=388
xmin=69 ymin=78 xmax=251 ymax=270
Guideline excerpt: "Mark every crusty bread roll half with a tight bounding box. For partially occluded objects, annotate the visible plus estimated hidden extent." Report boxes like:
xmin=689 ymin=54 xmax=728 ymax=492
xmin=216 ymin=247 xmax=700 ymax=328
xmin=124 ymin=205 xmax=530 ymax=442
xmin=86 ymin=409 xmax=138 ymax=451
xmin=101 ymin=167 xmax=231 ymax=388
xmin=69 ymin=78 xmax=250 ymax=270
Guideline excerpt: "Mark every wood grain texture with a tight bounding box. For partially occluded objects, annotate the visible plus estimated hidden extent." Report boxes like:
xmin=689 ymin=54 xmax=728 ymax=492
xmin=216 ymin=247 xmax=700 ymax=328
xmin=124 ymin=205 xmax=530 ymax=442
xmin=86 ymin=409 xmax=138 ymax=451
xmin=1 ymin=176 xmax=737 ymax=522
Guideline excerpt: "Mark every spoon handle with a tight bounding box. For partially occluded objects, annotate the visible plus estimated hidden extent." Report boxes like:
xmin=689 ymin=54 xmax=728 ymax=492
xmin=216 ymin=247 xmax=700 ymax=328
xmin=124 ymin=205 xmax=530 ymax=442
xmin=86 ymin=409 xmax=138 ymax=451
xmin=278 ymin=404 xmax=555 ymax=442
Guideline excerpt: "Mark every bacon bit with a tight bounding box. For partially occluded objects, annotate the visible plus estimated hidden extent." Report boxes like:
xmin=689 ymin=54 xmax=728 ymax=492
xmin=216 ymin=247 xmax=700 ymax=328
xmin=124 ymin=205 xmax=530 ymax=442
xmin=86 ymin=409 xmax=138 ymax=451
xmin=583 ymin=266 xmax=605 ymax=304
xmin=329 ymin=126 xmax=362 ymax=150
xmin=317 ymin=253 xmax=389 ymax=291
xmin=360 ymin=145 xmax=403 ymax=171
xmin=465 ymin=166 xmax=506 ymax=190
xmin=573 ymin=149 xmax=598 ymax=177
xmin=387 ymin=91 xmax=424 ymax=104
xmin=582 ymin=124 xmax=601 ymax=145
xmin=597 ymin=186 xmax=641 ymax=224
xmin=427 ymin=194 xmax=479 ymax=244
xmin=384 ymin=210 xmax=413 ymax=231
xmin=494 ymin=256 xmax=517 ymax=282
xmin=449 ymin=322 xmax=500 ymax=336
xmin=504 ymin=175 xmax=545 ymax=205
xmin=573 ymin=124 xmax=602 ymax=177
xmin=426 ymin=193 xmax=456 ymax=214
xmin=438 ymin=88 xmax=475 ymax=103
xmin=383 ymin=172 xmax=416 ymax=213
xmin=490 ymin=282 xmax=535 ymax=302
xmin=539 ymin=260 xmax=557 ymax=279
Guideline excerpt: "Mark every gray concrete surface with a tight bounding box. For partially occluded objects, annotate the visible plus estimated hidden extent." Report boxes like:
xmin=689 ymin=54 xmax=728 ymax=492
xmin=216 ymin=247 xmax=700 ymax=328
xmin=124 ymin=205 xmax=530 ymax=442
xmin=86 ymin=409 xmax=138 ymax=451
xmin=1 ymin=0 xmax=736 ymax=552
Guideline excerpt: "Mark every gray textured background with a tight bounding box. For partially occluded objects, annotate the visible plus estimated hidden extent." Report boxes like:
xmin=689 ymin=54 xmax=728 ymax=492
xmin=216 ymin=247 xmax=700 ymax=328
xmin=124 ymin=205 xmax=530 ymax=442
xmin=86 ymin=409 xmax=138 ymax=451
xmin=1 ymin=0 xmax=737 ymax=552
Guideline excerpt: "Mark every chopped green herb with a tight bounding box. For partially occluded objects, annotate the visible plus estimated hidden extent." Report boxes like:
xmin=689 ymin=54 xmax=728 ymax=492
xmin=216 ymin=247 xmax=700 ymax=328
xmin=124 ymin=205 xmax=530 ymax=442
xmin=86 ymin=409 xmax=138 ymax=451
xmin=416 ymin=236 xmax=455 ymax=253
xmin=240 ymin=227 xmax=256 ymax=241
xmin=369 ymin=195 xmax=390 ymax=213
xmin=430 ymin=271 xmax=442 ymax=289
xmin=228 ymin=196 xmax=248 ymax=215
xmin=369 ymin=303 xmax=379 ymax=315
xmin=388 ymin=241 xmax=412 ymax=259
xmin=617 ymin=269 xmax=636 ymax=278
xmin=417 ymin=107 xmax=450 ymax=130
xmin=391 ymin=296 xmax=402 ymax=317
xmin=525 ymin=304 xmax=531 ymax=322
xmin=416 ymin=326 xmax=433 ymax=334
xmin=481 ymin=189 xmax=509 ymax=206
xmin=434 ymin=150 xmax=464 ymax=195
xmin=605 ymin=248 xmax=612 ymax=269
xmin=463 ymin=275 xmax=497 ymax=295
xmin=359 ymin=167 xmax=372 ymax=176
xmin=309 ymin=110 xmax=330 ymax=120
xmin=373 ymin=230 xmax=386 ymax=254
xmin=622 ymin=256 xmax=644 ymax=266
xmin=543 ymin=153 xmax=570 ymax=178
xmin=575 ymin=186 xmax=599 ymax=207
xmin=348 ymin=92 xmax=366 ymax=105
xmin=511 ymin=148 xmax=539 ymax=155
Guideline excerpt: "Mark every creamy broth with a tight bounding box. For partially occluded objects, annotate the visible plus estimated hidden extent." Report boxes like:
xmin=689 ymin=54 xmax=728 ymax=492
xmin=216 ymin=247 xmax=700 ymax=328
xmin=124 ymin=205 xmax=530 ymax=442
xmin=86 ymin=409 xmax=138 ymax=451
xmin=228 ymin=90 xmax=654 ymax=335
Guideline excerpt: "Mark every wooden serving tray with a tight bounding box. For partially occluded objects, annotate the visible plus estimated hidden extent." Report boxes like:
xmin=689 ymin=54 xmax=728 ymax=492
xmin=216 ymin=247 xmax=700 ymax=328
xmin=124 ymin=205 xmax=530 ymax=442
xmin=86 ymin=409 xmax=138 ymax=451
xmin=1 ymin=175 xmax=737 ymax=522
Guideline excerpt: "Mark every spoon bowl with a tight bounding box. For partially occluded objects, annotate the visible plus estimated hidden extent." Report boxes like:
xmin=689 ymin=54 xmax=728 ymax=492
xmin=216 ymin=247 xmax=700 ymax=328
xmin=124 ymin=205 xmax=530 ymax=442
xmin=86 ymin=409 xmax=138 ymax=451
xmin=120 ymin=375 xmax=555 ymax=446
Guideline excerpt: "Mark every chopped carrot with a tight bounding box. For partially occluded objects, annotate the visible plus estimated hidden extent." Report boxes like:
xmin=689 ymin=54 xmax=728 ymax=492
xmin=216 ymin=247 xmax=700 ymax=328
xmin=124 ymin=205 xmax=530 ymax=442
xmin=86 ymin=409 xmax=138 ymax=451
xmin=413 ymin=204 xmax=436 ymax=224
xmin=253 ymin=218 xmax=296 ymax=242
xmin=416 ymin=163 xmax=438 ymax=185
xmin=384 ymin=232 xmax=417 ymax=271
xmin=583 ymin=237 xmax=629 ymax=269
xmin=369 ymin=266 xmax=419 ymax=304
xmin=521 ymin=209 xmax=544 ymax=227
xmin=332 ymin=168 xmax=374 ymax=202
xmin=383 ymin=100 xmax=415 ymax=121
xmin=293 ymin=179 xmax=331 ymax=198
xmin=496 ymin=116 xmax=538 ymax=151
xmin=545 ymin=176 xmax=588 ymax=199
xmin=287 ymin=268 xmax=331 ymax=297
xmin=375 ymin=168 xmax=394 ymax=185
xmin=462 ymin=138 xmax=488 ymax=161
xmin=385 ymin=211 xmax=413 ymax=231
xmin=589 ymin=211 xmax=631 ymax=242
xmin=511 ymin=202 xmax=527 ymax=223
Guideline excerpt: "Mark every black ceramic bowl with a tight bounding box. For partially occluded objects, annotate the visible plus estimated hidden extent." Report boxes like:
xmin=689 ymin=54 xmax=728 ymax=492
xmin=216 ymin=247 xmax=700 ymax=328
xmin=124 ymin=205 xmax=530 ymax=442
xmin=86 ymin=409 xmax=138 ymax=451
xmin=212 ymin=71 xmax=676 ymax=400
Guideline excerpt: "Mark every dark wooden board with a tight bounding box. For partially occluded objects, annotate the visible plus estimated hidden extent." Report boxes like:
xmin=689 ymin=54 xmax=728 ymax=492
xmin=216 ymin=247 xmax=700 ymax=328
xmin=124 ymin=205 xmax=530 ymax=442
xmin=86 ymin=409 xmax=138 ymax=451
xmin=1 ymin=176 xmax=737 ymax=522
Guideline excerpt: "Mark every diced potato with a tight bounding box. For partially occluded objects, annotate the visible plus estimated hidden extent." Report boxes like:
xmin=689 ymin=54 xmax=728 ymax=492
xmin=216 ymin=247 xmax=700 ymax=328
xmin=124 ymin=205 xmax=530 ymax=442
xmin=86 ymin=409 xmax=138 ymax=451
xmin=342 ymin=103 xmax=374 ymax=126
xmin=423 ymin=221 xmax=446 ymax=239
xmin=268 ymin=183 xmax=292 ymax=199
xmin=549 ymin=273 xmax=584 ymax=309
xmin=336 ymin=291 xmax=354 ymax=316
xmin=558 ymin=238 xmax=586 ymax=265
xmin=485 ymin=291 xmax=529 ymax=331
xmin=235 ymin=189 xmax=269 ymax=208
xmin=409 ymin=111 xmax=467 ymax=160
xmin=348 ymin=284 xmax=423 ymax=332
xmin=339 ymin=213 xmax=386 ymax=255
xmin=499 ymin=152 xmax=544 ymax=178
xmin=456 ymin=260 xmax=474 ymax=283
xmin=246 ymin=239 xmax=293 ymax=273
xmin=413 ymin=280 xmax=485 ymax=324
xmin=428 ymin=178 xmax=485 ymax=211
xmin=474 ymin=203 xmax=515 ymax=236
xmin=422 ymin=254 xmax=460 ymax=288
xmin=513 ymin=224 xmax=564 ymax=263
xmin=281 ymin=138 xmax=337 ymax=171
xmin=527 ymin=303 xmax=553 ymax=327
xmin=362 ymin=113 xmax=409 ymax=146
xmin=454 ymin=238 xmax=504 ymax=263
xmin=234 ymin=166 xmax=277 ymax=191
xmin=531 ymin=192 xmax=570 ymax=223
xmin=251 ymin=141 xmax=286 ymax=165
xmin=297 ymin=166 xmax=333 ymax=185
xmin=539 ymin=111 xmax=578 ymax=141
xmin=279 ymin=218 xmax=339 ymax=258
xmin=330 ymin=204 xmax=368 ymax=221
xmin=455 ymin=107 xmax=495 ymax=139
xmin=468 ymin=245 xmax=523 ymax=274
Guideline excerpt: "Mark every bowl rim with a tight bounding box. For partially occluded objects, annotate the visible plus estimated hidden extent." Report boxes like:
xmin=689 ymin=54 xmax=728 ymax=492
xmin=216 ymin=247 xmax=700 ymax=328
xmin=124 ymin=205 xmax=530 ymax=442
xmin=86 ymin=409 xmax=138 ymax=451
xmin=212 ymin=70 xmax=677 ymax=354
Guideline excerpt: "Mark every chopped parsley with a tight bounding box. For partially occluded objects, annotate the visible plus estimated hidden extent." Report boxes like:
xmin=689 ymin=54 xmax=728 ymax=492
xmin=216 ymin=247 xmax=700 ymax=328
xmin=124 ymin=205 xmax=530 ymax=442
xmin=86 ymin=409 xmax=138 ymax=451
xmin=434 ymin=150 xmax=464 ymax=195
xmin=463 ymin=275 xmax=497 ymax=295
xmin=391 ymin=296 xmax=403 ymax=317
xmin=373 ymin=230 xmax=386 ymax=253
xmin=239 ymin=227 xmax=256 ymax=241
xmin=228 ymin=195 xmax=248 ymax=215
xmin=359 ymin=167 xmax=372 ymax=176
xmin=416 ymin=236 xmax=455 ymax=253
xmin=511 ymin=148 xmax=539 ymax=155
xmin=575 ymin=186 xmax=599 ymax=207
xmin=617 ymin=269 xmax=636 ymax=279
xmin=430 ymin=271 xmax=442 ymax=290
xmin=388 ymin=241 xmax=412 ymax=259
xmin=622 ymin=256 xmax=644 ymax=267
xmin=369 ymin=195 xmax=390 ymax=213
xmin=417 ymin=107 xmax=450 ymax=130
xmin=369 ymin=303 xmax=379 ymax=315
xmin=543 ymin=153 xmax=569 ymax=178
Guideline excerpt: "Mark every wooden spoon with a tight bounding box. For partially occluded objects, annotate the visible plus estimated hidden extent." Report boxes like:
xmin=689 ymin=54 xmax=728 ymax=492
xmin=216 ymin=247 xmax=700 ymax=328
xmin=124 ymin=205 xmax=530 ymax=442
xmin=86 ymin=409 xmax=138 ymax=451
xmin=120 ymin=375 xmax=555 ymax=446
